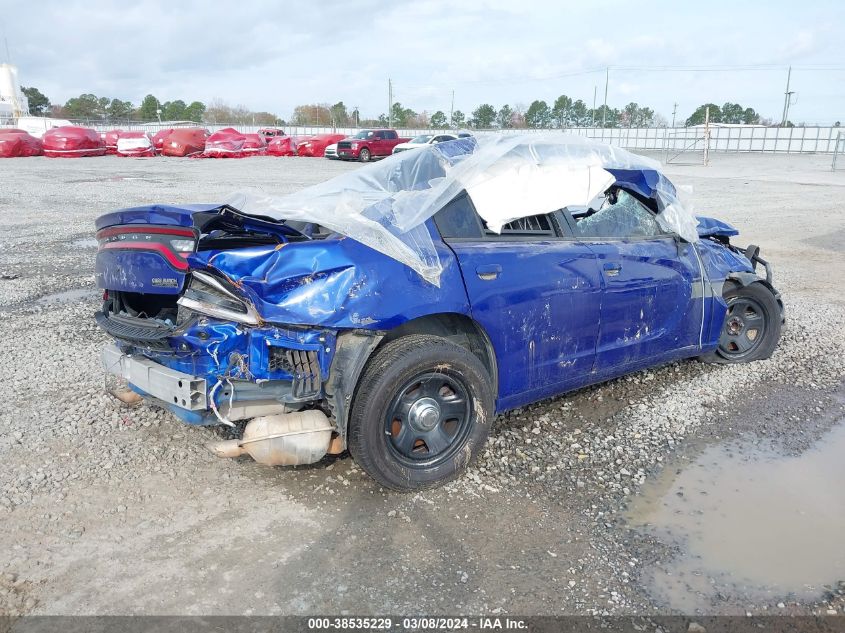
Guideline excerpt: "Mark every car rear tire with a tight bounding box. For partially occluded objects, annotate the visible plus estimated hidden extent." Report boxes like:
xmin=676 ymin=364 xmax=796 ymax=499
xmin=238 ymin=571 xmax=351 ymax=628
xmin=702 ymin=281 xmax=782 ymax=363
xmin=359 ymin=148 xmax=371 ymax=162
xmin=348 ymin=335 xmax=494 ymax=491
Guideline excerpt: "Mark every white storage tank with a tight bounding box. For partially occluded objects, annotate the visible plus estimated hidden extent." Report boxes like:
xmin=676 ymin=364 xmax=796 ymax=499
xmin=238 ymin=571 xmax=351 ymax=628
xmin=0 ymin=63 xmax=29 ymax=118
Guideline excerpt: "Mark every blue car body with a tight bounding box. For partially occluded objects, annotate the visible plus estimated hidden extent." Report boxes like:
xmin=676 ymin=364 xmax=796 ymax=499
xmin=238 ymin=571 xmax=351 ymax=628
xmin=94 ymin=165 xmax=776 ymax=439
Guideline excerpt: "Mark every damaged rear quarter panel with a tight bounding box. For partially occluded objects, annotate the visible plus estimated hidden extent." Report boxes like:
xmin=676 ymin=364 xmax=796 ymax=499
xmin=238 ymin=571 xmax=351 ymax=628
xmin=187 ymin=223 xmax=471 ymax=330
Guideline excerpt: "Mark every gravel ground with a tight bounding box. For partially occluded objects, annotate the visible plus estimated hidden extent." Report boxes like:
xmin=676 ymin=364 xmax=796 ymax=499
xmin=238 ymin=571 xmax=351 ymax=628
xmin=1 ymin=153 xmax=843 ymax=617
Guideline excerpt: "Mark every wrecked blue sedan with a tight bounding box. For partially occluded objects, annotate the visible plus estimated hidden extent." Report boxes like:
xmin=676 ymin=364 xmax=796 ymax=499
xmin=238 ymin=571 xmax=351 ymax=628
xmin=95 ymin=135 xmax=783 ymax=490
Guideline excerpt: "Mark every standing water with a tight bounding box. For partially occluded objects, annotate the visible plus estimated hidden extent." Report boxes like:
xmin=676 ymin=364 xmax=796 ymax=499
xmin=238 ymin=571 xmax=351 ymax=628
xmin=627 ymin=420 xmax=845 ymax=610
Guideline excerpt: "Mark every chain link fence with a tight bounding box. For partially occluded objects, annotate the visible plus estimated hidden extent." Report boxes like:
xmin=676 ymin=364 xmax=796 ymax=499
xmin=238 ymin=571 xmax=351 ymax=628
xmin=60 ymin=119 xmax=845 ymax=155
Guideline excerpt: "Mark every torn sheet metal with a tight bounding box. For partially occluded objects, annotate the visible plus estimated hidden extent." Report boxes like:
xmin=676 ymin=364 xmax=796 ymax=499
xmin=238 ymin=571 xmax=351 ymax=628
xmin=230 ymin=134 xmax=700 ymax=285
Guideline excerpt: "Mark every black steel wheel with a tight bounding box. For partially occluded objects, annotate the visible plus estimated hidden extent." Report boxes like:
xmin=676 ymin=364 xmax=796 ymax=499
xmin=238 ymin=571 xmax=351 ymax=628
xmin=349 ymin=335 xmax=494 ymax=491
xmin=384 ymin=371 xmax=473 ymax=468
xmin=704 ymin=281 xmax=782 ymax=363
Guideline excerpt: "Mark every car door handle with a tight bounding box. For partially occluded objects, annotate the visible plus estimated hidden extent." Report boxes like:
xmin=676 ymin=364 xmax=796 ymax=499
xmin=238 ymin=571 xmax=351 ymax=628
xmin=476 ymin=264 xmax=502 ymax=281
xmin=603 ymin=262 xmax=622 ymax=277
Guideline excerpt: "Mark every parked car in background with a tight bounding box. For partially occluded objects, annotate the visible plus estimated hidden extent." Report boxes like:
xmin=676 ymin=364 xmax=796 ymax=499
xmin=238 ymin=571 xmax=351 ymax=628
xmin=392 ymin=133 xmax=458 ymax=154
xmin=258 ymin=127 xmax=286 ymax=143
xmin=324 ymin=143 xmax=339 ymax=159
xmin=94 ymin=136 xmax=783 ymax=491
xmin=336 ymin=129 xmax=410 ymax=162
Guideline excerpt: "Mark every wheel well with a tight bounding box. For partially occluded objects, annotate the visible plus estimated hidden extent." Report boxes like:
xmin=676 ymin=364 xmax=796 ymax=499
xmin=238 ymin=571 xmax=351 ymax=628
xmin=725 ymin=273 xmax=785 ymax=323
xmin=379 ymin=313 xmax=498 ymax=393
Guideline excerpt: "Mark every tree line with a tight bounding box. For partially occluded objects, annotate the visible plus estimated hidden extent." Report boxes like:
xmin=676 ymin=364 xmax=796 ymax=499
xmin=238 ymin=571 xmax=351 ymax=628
xmin=20 ymin=87 xmax=283 ymax=126
xmin=291 ymin=97 xmax=661 ymax=129
xmin=290 ymin=96 xmax=766 ymax=129
xmin=22 ymin=85 xmax=773 ymax=129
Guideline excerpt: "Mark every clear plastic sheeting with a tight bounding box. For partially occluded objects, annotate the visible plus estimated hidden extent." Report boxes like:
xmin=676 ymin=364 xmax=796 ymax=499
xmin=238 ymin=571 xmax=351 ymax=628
xmin=230 ymin=134 xmax=699 ymax=285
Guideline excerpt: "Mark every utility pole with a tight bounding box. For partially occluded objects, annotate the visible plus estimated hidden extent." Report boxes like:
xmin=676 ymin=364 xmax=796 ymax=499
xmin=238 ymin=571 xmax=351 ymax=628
xmin=602 ymin=67 xmax=609 ymax=128
xmin=450 ymin=89 xmax=455 ymax=128
xmin=388 ymin=78 xmax=393 ymax=128
xmin=671 ymin=102 xmax=678 ymax=128
xmin=781 ymin=66 xmax=794 ymax=127
xmin=591 ymin=86 xmax=597 ymax=127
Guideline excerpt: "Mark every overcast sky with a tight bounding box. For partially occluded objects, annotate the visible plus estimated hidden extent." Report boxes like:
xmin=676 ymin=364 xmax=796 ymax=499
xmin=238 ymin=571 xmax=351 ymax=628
xmin=2 ymin=0 xmax=843 ymax=124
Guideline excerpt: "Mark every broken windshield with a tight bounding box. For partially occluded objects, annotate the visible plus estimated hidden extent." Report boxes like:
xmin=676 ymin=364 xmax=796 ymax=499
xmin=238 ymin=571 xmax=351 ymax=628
xmin=229 ymin=134 xmax=699 ymax=285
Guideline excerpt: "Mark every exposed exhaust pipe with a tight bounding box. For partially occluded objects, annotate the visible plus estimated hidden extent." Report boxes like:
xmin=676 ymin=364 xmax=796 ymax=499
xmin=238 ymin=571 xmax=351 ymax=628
xmin=207 ymin=410 xmax=334 ymax=466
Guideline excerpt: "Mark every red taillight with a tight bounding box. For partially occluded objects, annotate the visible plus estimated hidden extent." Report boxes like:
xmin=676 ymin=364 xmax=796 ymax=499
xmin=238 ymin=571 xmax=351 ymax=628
xmin=95 ymin=226 xmax=195 ymax=240
xmin=101 ymin=241 xmax=191 ymax=270
xmin=96 ymin=225 xmax=197 ymax=271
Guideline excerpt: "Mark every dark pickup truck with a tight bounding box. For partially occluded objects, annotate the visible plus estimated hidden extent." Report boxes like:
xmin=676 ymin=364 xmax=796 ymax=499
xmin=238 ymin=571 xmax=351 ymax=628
xmin=336 ymin=129 xmax=410 ymax=162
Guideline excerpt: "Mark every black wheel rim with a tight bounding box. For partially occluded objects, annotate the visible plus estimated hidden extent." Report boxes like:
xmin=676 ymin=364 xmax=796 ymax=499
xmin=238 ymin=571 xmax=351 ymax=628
xmin=718 ymin=295 xmax=768 ymax=360
xmin=383 ymin=370 xmax=473 ymax=469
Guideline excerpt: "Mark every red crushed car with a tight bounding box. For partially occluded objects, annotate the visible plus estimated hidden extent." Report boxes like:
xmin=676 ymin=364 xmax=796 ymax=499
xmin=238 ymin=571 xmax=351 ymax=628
xmin=102 ymin=129 xmax=123 ymax=155
xmin=116 ymin=131 xmax=155 ymax=157
xmin=160 ymin=128 xmax=207 ymax=157
xmin=242 ymin=133 xmax=267 ymax=156
xmin=203 ymin=127 xmax=247 ymax=158
xmin=296 ymin=133 xmax=345 ymax=158
xmin=258 ymin=127 xmax=285 ymax=143
xmin=266 ymin=135 xmax=301 ymax=156
xmin=151 ymin=128 xmax=175 ymax=154
xmin=0 ymin=129 xmax=43 ymax=157
xmin=42 ymin=126 xmax=106 ymax=158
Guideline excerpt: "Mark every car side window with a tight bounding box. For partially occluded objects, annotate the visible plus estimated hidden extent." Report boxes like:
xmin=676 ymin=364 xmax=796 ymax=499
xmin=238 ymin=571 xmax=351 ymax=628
xmin=569 ymin=189 xmax=669 ymax=239
xmin=433 ymin=193 xmax=484 ymax=239
xmin=386 ymin=131 xmax=397 ymax=139
xmin=495 ymin=215 xmax=556 ymax=237
xmin=434 ymin=193 xmax=568 ymax=240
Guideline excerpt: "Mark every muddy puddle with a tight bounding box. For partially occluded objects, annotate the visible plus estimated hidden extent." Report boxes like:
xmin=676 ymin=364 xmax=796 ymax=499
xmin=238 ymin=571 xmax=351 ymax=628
xmin=627 ymin=420 xmax=845 ymax=611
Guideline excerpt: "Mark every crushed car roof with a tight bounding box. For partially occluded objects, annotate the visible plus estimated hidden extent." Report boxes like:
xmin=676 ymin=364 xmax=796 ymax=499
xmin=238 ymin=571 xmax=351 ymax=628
xmin=230 ymin=134 xmax=699 ymax=285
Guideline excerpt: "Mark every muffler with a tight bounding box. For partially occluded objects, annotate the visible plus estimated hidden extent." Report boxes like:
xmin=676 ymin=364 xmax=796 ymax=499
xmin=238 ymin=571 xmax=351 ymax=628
xmin=208 ymin=410 xmax=333 ymax=466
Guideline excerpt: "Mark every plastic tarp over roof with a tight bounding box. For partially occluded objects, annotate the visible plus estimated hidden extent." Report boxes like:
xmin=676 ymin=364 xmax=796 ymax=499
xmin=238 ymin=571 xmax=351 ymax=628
xmin=230 ymin=134 xmax=699 ymax=285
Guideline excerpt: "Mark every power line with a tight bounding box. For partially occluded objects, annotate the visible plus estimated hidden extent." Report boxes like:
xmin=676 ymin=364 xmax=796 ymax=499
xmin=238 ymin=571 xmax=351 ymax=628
xmin=401 ymin=63 xmax=845 ymax=91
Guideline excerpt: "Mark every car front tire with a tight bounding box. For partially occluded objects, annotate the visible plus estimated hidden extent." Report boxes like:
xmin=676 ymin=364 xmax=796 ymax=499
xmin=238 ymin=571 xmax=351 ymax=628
xmin=703 ymin=281 xmax=782 ymax=363
xmin=359 ymin=148 xmax=371 ymax=162
xmin=348 ymin=335 xmax=494 ymax=491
